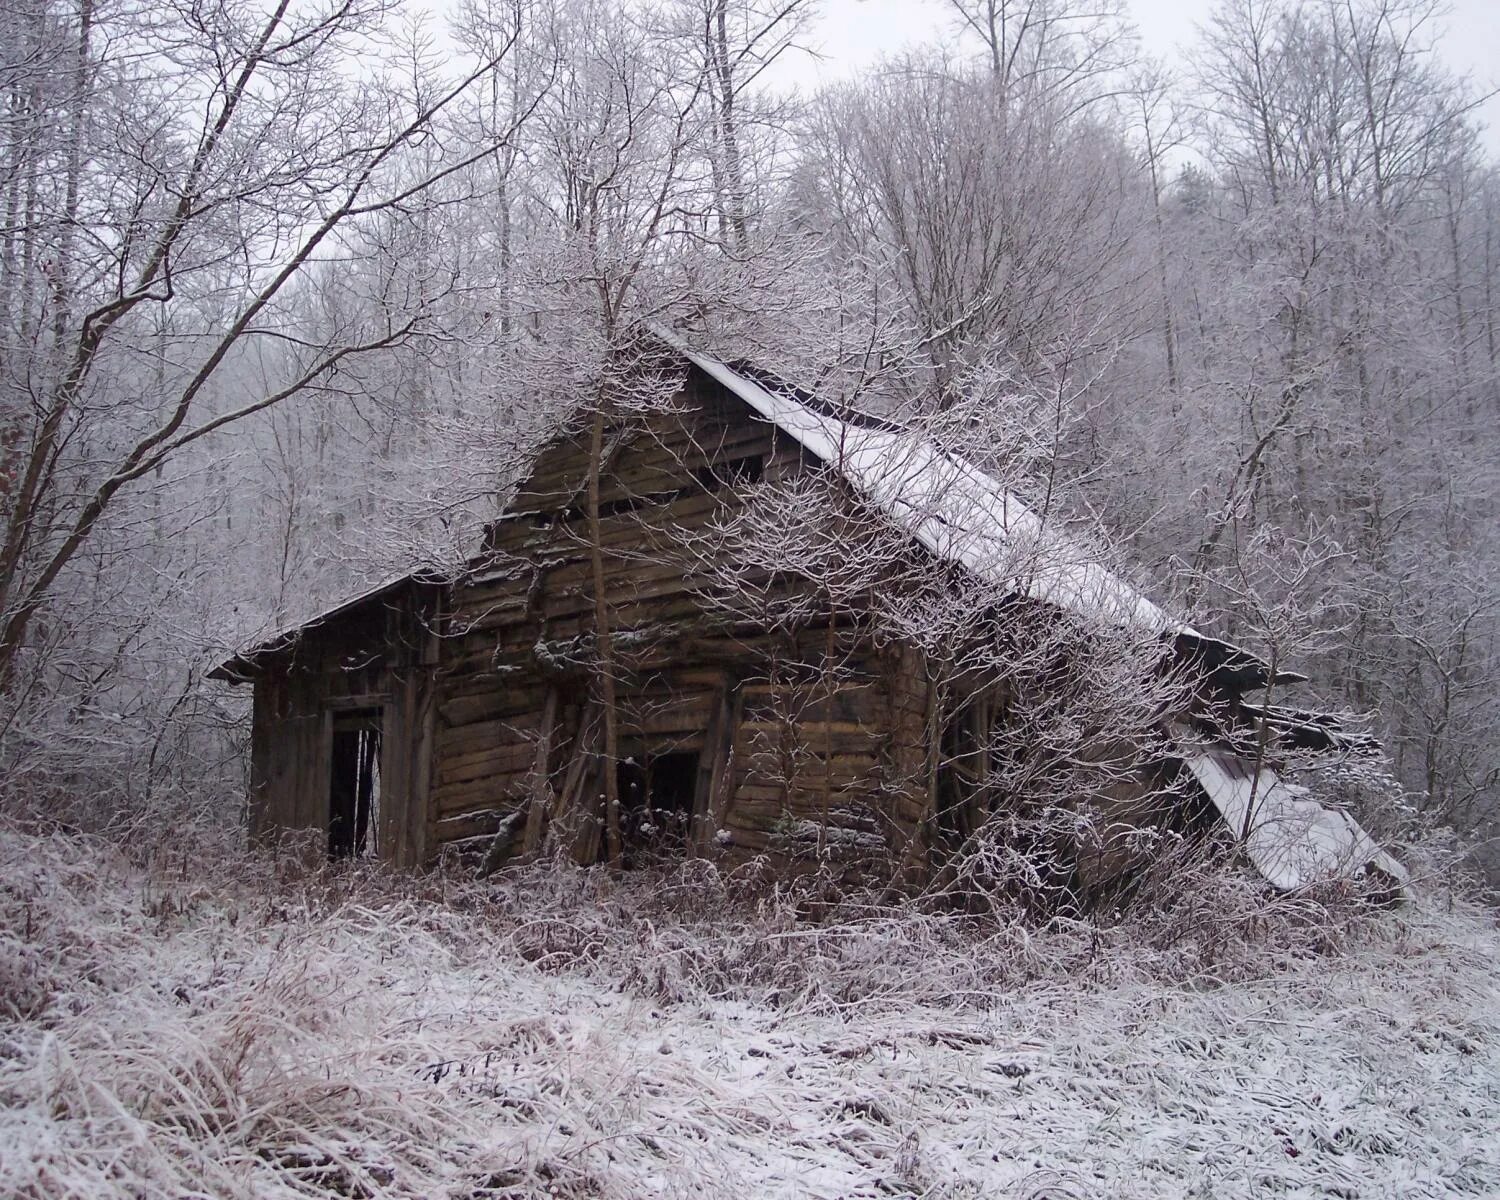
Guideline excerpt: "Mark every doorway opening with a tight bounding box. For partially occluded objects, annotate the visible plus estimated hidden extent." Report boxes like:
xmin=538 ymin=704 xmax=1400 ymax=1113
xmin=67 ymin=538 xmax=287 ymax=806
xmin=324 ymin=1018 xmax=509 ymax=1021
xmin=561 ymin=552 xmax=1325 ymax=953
xmin=935 ymin=696 xmax=1000 ymax=862
xmin=615 ymin=750 xmax=700 ymax=867
xmin=329 ymin=709 xmax=382 ymax=860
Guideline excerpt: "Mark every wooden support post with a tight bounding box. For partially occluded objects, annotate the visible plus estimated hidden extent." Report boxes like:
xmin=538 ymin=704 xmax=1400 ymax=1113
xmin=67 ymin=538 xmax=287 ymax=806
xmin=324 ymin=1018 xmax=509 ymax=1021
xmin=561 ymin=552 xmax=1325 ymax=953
xmin=520 ymin=684 xmax=562 ymax=855
xmin=546 ymin=700 xmax=601 ymax=862
xmin=692 ymin=675 xmax=738 ymax=853
xmin=585 ymin=401 xmax=624 ymax=870
xmin=881 ymin=666 xmax=940 ymax=900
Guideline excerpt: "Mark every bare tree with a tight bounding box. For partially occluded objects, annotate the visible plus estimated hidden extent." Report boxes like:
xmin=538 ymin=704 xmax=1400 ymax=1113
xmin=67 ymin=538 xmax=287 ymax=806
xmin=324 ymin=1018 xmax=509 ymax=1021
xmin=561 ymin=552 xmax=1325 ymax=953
xmin=1127 ymin=60 xmax=1184 ymax=393
xmin=0 ymin=0 xmax=544 ymax=698
xmin=796 ymin=54 xmax=1149 ymax=386
xmin=937 ymin=0 xmax=1135 ymax=109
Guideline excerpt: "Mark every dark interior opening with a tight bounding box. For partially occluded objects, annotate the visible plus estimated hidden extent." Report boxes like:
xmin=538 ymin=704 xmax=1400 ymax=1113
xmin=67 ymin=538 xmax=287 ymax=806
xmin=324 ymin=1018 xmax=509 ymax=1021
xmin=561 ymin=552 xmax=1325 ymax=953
xmin=329 ymin=709 xmax=382 ymax=859
xmin=615 ymin=750 xmax=700 ymax=867
xmin=692 ymin=452 xmax=765 ymax=492
xmin=935 ymin=700 xmax=989 ymax=855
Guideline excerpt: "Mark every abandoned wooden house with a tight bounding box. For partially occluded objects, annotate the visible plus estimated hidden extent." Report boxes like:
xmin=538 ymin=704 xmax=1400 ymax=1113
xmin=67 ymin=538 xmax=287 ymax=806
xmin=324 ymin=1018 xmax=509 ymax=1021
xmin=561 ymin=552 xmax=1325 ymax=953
xmin=213 ymin=331 xmax=1406 ymax=896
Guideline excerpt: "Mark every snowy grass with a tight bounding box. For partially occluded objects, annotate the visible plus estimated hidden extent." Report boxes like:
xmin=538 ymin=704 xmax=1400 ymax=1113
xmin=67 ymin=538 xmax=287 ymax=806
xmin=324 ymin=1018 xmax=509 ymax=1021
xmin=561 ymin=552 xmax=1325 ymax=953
xmin=3 ymin=812 xmax=1498 ymax=1199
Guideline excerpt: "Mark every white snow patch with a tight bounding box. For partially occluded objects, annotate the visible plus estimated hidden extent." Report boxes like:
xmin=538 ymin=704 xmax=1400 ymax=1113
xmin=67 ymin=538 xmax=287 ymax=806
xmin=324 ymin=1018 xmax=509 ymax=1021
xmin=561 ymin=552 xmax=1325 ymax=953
xmin=2 ymin=820 xmax=1494 ymax=1199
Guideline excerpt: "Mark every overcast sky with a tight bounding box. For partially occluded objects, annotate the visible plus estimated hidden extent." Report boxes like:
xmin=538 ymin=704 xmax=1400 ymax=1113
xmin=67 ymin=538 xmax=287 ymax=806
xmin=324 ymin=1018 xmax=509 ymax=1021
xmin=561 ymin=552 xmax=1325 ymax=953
xmin=780 ymin=0 xmax=1500 ymax=156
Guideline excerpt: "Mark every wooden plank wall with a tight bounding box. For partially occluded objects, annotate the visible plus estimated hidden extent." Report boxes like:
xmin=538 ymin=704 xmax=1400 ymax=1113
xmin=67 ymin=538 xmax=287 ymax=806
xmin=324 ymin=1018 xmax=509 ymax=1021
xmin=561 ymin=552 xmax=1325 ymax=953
xmin=247 ymin=584 xmax=438 ymax=867
xmin=427 ymin=377 xmax=925 ymax=875
xmin=241 ymin=372 xmax=1206 ymax=891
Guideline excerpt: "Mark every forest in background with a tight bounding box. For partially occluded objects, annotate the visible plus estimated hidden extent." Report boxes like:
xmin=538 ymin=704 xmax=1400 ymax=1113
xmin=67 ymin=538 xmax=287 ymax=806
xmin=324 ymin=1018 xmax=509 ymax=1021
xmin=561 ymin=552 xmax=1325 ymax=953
xmin=1 ymin=0 xmax=1497 ymax=875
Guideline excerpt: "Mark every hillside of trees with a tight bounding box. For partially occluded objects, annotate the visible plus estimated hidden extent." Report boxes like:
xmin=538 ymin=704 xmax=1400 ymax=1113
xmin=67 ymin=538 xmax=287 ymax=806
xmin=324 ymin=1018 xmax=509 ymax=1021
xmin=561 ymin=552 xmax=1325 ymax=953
xmin=7 ymin=3 xmax=1500 ymax=1196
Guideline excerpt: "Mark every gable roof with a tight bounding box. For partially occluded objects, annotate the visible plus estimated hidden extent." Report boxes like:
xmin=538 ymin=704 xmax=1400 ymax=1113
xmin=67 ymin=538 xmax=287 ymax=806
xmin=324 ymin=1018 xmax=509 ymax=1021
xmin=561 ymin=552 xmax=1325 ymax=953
xmin=218 ymin=334 xmax=1291 ymax=687
xmin=653 ymin=328 xmax=1299 ymax=689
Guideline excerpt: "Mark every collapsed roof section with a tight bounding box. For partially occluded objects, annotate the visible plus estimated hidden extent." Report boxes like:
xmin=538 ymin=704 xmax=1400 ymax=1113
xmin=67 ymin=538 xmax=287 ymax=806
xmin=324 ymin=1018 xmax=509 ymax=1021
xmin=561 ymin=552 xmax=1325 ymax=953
xmin=1174 ymin=729 xmax=1407 ymax=891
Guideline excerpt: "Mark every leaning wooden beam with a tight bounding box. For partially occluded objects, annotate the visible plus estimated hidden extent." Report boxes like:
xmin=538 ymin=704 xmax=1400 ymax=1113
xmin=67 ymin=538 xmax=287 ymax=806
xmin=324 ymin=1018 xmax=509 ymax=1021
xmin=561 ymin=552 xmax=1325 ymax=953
xmin=542 ymin=701 xmax=601 ymax=863
xmin=520 ymin=684 xmax=562 ymax=855
xmin=692 ymin=678 xmax=738 ymax=852
xmin=549 ymin=702 xmax=599 ymax=818
xmin=568 ymin=761 xmax=605 ymax=866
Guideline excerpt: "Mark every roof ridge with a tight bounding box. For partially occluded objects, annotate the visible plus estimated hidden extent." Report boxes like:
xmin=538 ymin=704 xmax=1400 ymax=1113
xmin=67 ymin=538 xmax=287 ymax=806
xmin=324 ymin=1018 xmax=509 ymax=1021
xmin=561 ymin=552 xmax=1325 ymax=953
xmin=721 ymin=358 xmax=908 ymax=434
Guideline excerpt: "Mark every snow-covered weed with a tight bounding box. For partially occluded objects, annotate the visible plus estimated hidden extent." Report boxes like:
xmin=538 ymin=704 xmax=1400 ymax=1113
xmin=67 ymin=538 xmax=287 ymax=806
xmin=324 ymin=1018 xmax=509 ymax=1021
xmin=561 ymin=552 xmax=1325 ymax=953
xmin=3 ymin=811 xmax=1498 ymax=1198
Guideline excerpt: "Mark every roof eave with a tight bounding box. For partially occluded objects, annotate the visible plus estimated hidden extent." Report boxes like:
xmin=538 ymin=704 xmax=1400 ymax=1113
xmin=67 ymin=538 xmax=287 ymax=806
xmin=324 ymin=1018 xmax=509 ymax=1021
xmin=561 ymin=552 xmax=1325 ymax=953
xmin=208 ymin=569 xmax=446 ymax=684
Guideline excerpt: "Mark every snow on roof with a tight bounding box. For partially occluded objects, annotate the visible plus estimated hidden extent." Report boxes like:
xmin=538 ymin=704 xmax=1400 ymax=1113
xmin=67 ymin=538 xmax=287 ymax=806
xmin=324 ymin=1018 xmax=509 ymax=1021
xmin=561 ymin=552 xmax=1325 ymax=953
xmin=1174 ymin=731 xmax=1408 ymax=891
xmin=658 ymin=329 xmax=1200 ymax=638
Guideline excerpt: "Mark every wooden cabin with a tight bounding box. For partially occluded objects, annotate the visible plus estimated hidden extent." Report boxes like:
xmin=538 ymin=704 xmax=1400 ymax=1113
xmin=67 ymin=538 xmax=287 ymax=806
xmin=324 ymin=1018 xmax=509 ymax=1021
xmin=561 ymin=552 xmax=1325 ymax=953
xmin=213 ymin=333 xmax=1405 ymax=894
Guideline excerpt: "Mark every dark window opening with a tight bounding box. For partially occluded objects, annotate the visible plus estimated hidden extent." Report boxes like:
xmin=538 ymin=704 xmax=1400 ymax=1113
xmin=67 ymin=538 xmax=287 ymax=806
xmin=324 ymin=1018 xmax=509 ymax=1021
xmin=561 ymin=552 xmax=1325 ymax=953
xmin=615 ymin=750 xmax=700 ymax=867
xmin=692 ymin=453 xmax=765 ymax=492
xmin=330 ymin=709 xmax=382 ymax=859
xmin=580 ymin=492 xmax=657 ymax=522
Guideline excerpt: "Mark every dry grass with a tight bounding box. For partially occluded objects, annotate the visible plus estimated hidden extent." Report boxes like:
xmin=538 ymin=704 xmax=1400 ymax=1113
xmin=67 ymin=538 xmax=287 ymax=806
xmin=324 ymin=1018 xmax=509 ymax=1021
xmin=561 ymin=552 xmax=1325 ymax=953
xmin=3 ymin=808 xmax=1498 ymax=1198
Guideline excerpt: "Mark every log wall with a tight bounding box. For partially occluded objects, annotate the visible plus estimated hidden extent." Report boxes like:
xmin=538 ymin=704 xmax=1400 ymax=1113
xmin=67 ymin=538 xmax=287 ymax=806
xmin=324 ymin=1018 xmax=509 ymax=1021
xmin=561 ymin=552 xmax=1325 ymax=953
xmin=237 ymin=367 xmax=1203 ymax=891
xmin=426 ymin=375 xmax=919 ymax=874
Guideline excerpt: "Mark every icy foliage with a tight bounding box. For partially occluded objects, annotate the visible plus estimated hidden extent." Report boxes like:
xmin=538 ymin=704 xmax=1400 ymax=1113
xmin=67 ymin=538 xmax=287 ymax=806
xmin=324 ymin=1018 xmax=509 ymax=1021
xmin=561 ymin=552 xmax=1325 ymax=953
xmin=3 ymin=815 xmax=1497 ymax=1199
xmin=664 ymin=330 xmax=1191 ymax=637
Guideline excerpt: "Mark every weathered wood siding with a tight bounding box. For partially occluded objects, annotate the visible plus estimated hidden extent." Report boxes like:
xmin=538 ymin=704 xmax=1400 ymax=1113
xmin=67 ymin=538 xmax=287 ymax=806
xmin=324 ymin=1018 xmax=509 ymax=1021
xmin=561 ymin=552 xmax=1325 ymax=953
xmin=246 ymin=581 xmax=439 ymax=867
xmin=237 ymin=367 xmax=1205 ymax=891
xmin=427 ymin=375 xmax=919 ymax=873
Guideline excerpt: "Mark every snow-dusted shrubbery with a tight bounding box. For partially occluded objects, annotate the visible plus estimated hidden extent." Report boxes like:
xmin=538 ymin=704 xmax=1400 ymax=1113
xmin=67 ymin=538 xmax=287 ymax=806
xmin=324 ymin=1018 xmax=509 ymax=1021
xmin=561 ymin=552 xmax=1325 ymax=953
xmin=3 ymin=804 xmax=1497 ymax=1199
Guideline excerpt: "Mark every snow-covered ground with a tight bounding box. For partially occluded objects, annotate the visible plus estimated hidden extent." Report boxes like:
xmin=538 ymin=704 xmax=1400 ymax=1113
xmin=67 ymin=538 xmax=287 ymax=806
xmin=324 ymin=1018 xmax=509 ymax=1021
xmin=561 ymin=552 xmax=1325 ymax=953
xmin=3 ymin=817 xmax=1498 ymax=1199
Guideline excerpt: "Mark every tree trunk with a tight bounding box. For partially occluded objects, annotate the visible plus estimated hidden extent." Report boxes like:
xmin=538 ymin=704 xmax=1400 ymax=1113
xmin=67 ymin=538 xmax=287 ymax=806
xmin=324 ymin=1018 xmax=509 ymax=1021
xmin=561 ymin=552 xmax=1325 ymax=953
xmin=586 ymin=394 xmax=623 ymax=869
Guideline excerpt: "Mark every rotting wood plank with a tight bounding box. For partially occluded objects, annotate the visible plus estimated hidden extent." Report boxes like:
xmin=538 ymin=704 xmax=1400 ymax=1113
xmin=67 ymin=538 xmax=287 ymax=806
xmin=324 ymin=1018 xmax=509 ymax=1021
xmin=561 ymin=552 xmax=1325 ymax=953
xmin=539 ymin=570 xmax=729 ymax=624
xmin=437 ymin=743 xmax=539 ymax=788
xmin=513 ymin=488 xmax=726 ymax=546
xmin=437 ymin=690 xmax=540 ymax=729
xmin=514 ymin=415 xmax=763 ymax=508
xmin=614 ymin=428 xmax=774 ymax=480
xmin=436 ymin=734 xmax=532 ymax=774
xmin=433 ymin=806 xmax=515 ymax=844
xmin=520 ymin=684 xmax=561 ymax=856
xmin=542 ymin=700 xmax=600 ymax=857
xmin=436 ymin=713 xmax=541 ymax=752
xmin=567 ymin=761 xmax=605 ymax=866
xmin=733 ymin=783 xmax=788 ymax=805
xmin=434 ymin=773 xmax=527 ymax=816
xmin=541 ymin=553 xmax=699 ymax=594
